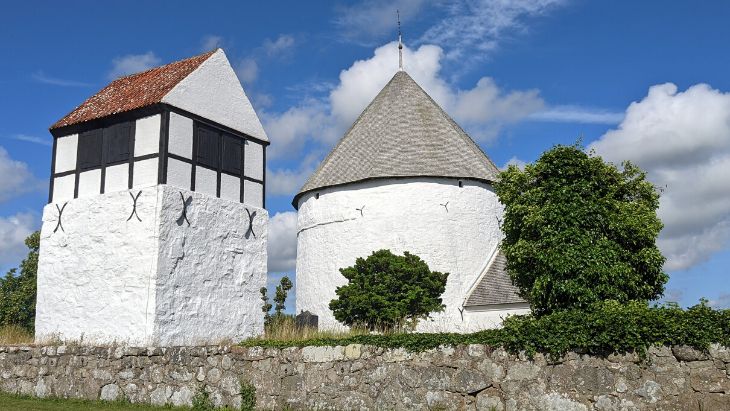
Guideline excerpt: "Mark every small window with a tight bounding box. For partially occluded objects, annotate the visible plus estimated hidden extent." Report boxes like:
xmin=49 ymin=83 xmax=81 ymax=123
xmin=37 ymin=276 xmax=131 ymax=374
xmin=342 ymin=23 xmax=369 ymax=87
xmin=196 ymin=125 xmax=219 ymax=168
xmin=458 ymin=180 xmax=463 ymax=188
xmin=221 ymin=135 xmax=242 ymax=175
xmin=77 ymin=129 xmax=103 ymax=170
xmin=104 ymin=122 xmax=131 ymax=164
xmin=315 ymin=193 xmax=320 ymax=199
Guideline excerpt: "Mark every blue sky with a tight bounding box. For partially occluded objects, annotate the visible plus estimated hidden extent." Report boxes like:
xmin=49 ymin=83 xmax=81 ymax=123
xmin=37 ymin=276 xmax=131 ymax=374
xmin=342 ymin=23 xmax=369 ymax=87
xmin=1 ymin=1 xmax=729 ymax=309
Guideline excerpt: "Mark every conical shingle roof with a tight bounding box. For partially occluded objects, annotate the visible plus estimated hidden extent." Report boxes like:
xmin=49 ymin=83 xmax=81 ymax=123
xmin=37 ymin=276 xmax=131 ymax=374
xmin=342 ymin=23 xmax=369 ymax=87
xmin=293 ymin=70 xmax=499 ymax=208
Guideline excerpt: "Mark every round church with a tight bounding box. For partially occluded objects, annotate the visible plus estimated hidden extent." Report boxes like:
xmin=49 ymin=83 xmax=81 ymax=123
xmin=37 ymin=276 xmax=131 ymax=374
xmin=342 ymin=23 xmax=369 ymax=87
xmin=294 ymin=68 xmax=529 ymax=333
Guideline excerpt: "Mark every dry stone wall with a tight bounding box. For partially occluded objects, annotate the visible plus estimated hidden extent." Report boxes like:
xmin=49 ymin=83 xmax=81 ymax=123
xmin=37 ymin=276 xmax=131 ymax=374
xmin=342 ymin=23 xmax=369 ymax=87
xmin=1 ymin=344 xmax=729 ymax=410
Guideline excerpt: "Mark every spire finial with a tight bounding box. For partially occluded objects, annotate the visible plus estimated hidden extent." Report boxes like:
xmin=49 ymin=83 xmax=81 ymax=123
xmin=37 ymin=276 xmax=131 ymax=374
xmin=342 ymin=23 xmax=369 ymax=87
xmin=397 ymin=10 xmax=403 ymax=71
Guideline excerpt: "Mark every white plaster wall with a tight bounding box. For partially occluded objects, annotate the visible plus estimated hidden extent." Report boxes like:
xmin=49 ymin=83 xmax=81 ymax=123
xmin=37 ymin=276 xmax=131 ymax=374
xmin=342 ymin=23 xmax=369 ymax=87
xmin=168 ymin=112 xmax=193 ymax=158
xmin=166 ymin=158 xmax=191 ymax=190
xmin=134 ymin=115 xmax=160 ymax=157
xmin=154 ymin=186 xmax=267 ymax=345
xmin=162 ymin=49 xmax=269 ymax=142
xmin=133 ymin=158 xmax=158 ymax=189
xmin=105 ymin=163 xmax=129 ymax=194
xmin=243 ymin=180 xmax=263 ymax=208
xmin=244 ymin=141 xmax=263 ymax=181
xmin=54 ymin=134 xmax=77 ymax=173
xmin=461 ymin=304 xmax=531 ymax=332
xmin=35 ymin=188 xmax=161 ymax=344
xmin=52 ymin=175 xmax=75 ymax=203
xmin=195 ymin=167 xmax=217 ymax=197
xmin=295 ymin=178 xmax=505 ymax=333
xmin=77 ymin=169 xmax=101 ymax=198
xmin=220 ymin=174 xmax=240 ymax=202
xmin=35 ymin=185 xmax=267 ymax=345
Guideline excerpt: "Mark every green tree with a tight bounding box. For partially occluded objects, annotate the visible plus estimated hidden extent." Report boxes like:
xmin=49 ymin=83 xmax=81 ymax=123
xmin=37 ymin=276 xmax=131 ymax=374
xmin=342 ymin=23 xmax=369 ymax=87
xmin=495 ymin=144 xmax=667 ymax=316
xmin=273 ymin=276 xmax=293 ymax=317
xmin=0 ymin=231 xmax=40 ymax=330
xmin=259 ymin=286 xmax=272 ymax=324
xmin=329 ymin=249 xmax=448 ymax=331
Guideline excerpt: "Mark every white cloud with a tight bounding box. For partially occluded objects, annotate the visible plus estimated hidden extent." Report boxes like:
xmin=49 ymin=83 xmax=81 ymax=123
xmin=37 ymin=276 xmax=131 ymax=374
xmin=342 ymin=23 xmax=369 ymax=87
xmin=200 ymin=35 xmax=223 ymax=51
xmin=502 ymin=157 xmax=527 ymax=170
xmin=263 ymin=34 xmax=295 ymax=57
xmin=709 ymin=293 xmax=730 ymax=309
xmin=267 ymin=211 xmax=298 ymax=273
xmin=529 ymin=105 xmax=624 ymax=124
xmin=421 ymin=0 xmax=566 ymax=65
xmin=0 ymin=146 xmax=44 ymax=202
xmin=264 ymin=41 xmax=543 ymax=159
xmin=235 ymin=58 xmax=258 ymax=85
xmin=31 ymin=71 xmax=92 ymax=87
xmin=590 ymin=83 xmax=730 ymax=271
xmin=0 ymin=212 xmax=37 ymax=269
xmin=108 ymin=52 xmax=161 ymax=79
xmin=8 ymin=134 xmax=52 ymax=146
xmin=333 ymin=0 xmax=426 ymax=45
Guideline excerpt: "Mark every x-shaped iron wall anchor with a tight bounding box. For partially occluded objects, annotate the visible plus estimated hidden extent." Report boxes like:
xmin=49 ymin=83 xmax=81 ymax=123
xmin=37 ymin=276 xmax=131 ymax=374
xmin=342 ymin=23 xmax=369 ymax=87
xmin=440 ymin=201 xmax=449 ymax=212
xmin=355 ymin=205 xmax=365 ymax=216
xmin=126 ymin=191 xmax=142 ymax=222
xmin=53 ymin=202 xmax=68 ymax=233
xmin=245 ymin=208 xmax=257 ymax=239
xmin=177 ymin=192 xmax=192 ymax=226
xmin=458 ymin=306 xmax=465 ymax=321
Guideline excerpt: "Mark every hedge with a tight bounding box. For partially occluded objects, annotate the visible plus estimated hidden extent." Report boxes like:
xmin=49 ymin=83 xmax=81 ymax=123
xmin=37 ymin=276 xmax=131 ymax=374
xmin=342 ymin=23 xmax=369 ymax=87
xmin=241 ymin=300 xmax=730 ymax=357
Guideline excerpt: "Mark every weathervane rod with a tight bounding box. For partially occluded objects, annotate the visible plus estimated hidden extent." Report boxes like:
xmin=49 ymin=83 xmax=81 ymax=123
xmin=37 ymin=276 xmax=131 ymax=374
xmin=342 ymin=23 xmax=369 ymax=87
xmin=397 ymin=10 xmax=403 ymax=71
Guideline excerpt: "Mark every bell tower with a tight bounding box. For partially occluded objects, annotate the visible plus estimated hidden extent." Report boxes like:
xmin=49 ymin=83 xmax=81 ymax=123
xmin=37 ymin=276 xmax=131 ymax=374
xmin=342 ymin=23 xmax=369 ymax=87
xmin=35 ymin=49 xmax=268 ymax=345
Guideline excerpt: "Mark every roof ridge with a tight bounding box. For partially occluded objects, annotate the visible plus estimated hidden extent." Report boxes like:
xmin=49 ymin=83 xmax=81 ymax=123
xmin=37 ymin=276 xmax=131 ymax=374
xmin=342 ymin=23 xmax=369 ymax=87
xmin=112 ymin=48 xmax=218 ymax=82
xmin=50 ymin=49 xmax=219 ymax=130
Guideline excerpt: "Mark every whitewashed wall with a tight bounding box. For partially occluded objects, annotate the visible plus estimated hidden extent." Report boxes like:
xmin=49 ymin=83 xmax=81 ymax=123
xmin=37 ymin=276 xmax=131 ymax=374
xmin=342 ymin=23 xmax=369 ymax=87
xmin=162 ymin=49 xmax=268 ymax=142
xmin=36 ymin=185 xmax=267 ymax=345
xmin=295 ymin=177 xmax=523 ymax=333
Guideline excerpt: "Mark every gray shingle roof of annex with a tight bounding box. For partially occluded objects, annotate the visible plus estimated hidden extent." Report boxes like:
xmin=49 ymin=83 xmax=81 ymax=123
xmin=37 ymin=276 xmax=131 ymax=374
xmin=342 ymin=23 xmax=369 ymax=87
xmin=464 ymin=250 xmax=527 ymax=307
xmin=292 ymin=70 xmax=500 ymax=208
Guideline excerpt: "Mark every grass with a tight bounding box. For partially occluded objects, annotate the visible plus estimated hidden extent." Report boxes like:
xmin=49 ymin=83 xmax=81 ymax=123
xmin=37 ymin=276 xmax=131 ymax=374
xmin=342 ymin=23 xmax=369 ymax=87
xmin=0 ymin=392 xmax=189 ymax=411
xmin=0 ymin=325 xmax=33 ymax=345
xmin=244 ymin=315 xmax=369 ymax=345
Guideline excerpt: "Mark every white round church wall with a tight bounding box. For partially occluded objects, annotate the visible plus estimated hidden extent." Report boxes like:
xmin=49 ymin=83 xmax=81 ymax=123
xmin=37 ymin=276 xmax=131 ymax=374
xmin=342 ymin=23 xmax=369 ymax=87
xmin=295 ymin=177 xmax=505 ymax=332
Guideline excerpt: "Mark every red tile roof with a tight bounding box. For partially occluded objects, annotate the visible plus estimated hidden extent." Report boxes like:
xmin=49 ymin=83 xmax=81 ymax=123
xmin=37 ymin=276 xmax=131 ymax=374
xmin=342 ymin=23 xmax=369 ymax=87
xmin=50 ymin=49 xmax=217 ymax=130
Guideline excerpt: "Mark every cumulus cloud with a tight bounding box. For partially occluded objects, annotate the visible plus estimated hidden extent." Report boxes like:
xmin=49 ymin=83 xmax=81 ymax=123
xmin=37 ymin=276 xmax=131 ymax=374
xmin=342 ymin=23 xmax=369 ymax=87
xmin=108 ymin=52 xmax=161 ymax=79
xmin=263 ymin=34 xmax=295 ymax=57
xmin=421 ymin=0 xmax=566 ymax=65
xmin=0 ymin=212 xmax=37 ymax=270
xmin=264 ymin=41 xmax=543 ymax=163
xmin=200 ymin=35 xmax=223 ymax=51
xmin=235 ymin=58 xmax=259 ymax=85
xmin=590 ymin=83 xmax=730 ymax=271
xmin=333 ymin=0 xmax=426 ymax=45
xmin=502 ymin=157 xmax=527 ymax=170
xmin=267 ymin=211 xmax=298 ymax=273
xmin=709 ymin=293 xmax=730 ymax=309
xmin=0 ymin=146 xmax=44 ymax=202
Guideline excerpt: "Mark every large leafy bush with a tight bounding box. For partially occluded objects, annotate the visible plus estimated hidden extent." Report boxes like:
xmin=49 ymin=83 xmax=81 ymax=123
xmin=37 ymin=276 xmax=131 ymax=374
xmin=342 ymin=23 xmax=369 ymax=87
xmin=495 ymin=145 xmax=667 ymax=316
xmin=329 ymin=249 xmax=448 ymax=331
xmin=0 ymin=231 xmax=39 ymax=330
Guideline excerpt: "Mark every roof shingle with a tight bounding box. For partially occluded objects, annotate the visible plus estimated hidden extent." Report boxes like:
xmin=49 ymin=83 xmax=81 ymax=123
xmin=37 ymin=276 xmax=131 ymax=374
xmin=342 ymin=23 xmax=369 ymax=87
xmin=50 ymin=50 xmax=217 ymax=130
xmin=464 ymin=250 xmax=527 ymax=307
xmin=293 ymin=70 xmax=500 ymax=207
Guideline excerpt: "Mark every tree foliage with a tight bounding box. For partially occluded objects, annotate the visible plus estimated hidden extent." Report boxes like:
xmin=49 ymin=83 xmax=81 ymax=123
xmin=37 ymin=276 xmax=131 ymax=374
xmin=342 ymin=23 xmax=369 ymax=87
xmin=329 ymin=249 xmax=448 ymax=331
xmin=495 ymin=145 xmax=667 ymax=316
xmin=0 ymin=231 xmax=39 ymax=330
xmin=260 ymin=276 xmax=293 ymax=327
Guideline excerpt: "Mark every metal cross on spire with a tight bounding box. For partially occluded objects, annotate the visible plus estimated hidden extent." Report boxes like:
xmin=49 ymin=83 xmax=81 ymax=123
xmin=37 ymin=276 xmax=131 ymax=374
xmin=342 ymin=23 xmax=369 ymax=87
xmin=397 ymin=10 xmax=403 ymax=71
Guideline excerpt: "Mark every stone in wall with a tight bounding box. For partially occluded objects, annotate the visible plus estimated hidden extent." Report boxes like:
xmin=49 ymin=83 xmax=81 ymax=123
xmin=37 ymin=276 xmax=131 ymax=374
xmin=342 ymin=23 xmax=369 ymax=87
xmin=1 ymin=344 xmax=729 ymax=410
